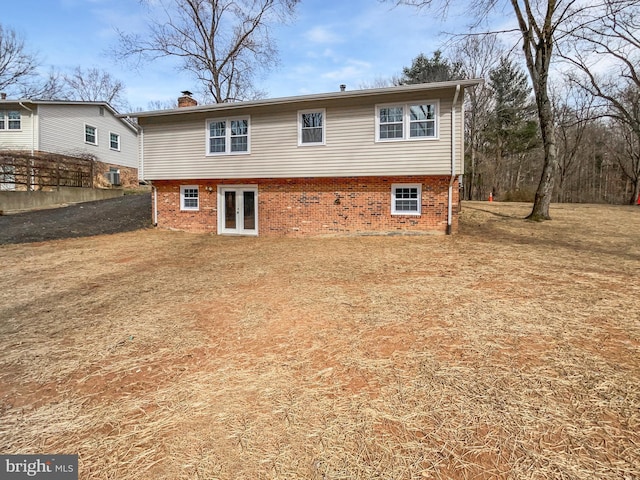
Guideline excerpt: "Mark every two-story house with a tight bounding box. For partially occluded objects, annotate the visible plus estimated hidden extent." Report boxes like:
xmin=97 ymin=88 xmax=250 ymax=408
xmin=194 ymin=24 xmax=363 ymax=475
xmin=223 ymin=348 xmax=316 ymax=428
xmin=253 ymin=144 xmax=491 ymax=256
xmin=131 ymin=80 xmax=481 ymax=236
xmin=0 ymin=97 xmax=139 ymax=189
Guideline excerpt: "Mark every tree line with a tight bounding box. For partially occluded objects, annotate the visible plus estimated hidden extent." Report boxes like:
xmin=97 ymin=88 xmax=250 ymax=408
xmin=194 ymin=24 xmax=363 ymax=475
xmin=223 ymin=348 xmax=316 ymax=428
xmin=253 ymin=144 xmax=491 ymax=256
xmin=2 ymin=0 xmax=638 ymax=208
xmin=389 ymin=0 xmax=640 ymax=207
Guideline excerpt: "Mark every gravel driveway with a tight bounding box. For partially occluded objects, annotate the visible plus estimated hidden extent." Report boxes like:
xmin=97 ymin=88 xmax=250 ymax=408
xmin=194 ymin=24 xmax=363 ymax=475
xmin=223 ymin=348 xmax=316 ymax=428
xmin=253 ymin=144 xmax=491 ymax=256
xmin=0 ymin=193 xmax=152 ymax=244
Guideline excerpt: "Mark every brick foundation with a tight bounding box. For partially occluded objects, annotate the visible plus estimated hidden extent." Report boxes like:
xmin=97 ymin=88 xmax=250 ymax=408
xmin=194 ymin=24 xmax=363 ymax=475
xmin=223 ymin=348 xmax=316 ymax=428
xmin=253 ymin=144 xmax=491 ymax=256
xmin=152 ymin=176 xmax=459 ymax=236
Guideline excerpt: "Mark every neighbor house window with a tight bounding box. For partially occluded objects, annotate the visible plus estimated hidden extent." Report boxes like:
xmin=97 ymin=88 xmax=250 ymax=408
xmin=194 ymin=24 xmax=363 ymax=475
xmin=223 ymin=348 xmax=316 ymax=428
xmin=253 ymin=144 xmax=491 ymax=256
xmin=391 ymin=183 xmax=422 ymax=215
xmin=298 ymin=109 xmax=325 ymax=145
xmin=180 ymin=185 xmax=199 ymax=211
xmin=0 ymin=111 xmax=21 ymax=130
xmin=85 ymin=124 xmax=97 ymax=145
xmin=110 ymin=132 xmax=120 ymax=150
xmin=207 ymin=117 xmax=250 ymax=155
xmin=376 ymin=101 xmax=438 ymax=141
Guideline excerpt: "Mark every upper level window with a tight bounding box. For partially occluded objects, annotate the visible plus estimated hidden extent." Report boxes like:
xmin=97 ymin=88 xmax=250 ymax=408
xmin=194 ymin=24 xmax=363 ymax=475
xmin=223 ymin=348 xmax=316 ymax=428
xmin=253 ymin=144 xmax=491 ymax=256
xmin=110 ymin=132 xmax=120 ymax=151
xmin=0 ymin=111 xmax=21 ymax=130
xmin=207 ymin=117 xmax=250 ymax=155
xmin=298 ymin=109 xmax=325 ymax=145
xmin=376 ymin=101 xmax=438 ymax=141
xmin=85 ymin=125 xmax=97 ymax=145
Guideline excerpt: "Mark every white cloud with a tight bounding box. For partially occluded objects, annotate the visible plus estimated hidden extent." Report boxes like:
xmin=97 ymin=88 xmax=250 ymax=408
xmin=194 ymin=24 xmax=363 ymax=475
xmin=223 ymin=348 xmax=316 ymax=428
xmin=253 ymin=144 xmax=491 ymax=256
xmin=321 ymin=60 xmax=373 ymax=81
xmin=305 ymin=26 xmax=343 ymax=44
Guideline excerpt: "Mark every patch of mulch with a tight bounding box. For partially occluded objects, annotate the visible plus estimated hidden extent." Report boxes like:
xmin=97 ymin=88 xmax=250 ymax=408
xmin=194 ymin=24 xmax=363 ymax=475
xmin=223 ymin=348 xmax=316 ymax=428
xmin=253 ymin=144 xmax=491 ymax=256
xmin=0 ymin=193 xmax=152 ymax=244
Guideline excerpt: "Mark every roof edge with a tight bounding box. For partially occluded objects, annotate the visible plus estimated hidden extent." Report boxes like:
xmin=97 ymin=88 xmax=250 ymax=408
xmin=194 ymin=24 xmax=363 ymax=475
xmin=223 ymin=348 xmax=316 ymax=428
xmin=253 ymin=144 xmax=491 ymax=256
xmin=123 ymin=79 xmax=484 ymax=118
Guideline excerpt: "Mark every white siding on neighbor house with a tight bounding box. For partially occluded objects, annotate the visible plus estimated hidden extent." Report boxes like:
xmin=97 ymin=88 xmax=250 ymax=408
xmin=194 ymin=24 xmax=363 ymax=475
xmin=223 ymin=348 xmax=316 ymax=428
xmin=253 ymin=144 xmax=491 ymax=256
xmin=0 ymin=106 xmax=35 ymax=151
xmin=38 ymin=104 xmax=138 ymax=168
xmin=141 ymin=88 xmax=466 ymax=180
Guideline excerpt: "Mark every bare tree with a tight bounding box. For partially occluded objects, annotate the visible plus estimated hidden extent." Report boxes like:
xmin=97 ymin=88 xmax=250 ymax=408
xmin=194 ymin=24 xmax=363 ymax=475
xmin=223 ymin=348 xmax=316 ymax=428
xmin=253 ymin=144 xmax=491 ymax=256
xmin=62 ymin=66 xmax=128 ymax=110
xmin=115 ymin=0 xmax=299 ymax=103
xmin=17 ymin=68 xmax=67 ymax=99
xmin=564 ymin=0 xmax=640 ymax=204
xmin=451 ymin=34 xmax=503 ymax=200
xmin=551 ymin=82 xmax=596 ymax=203
xmin=0 ymin=23 xmax=39 ymax=93
xmin=388 ymin=0 xmax=611 ymax=220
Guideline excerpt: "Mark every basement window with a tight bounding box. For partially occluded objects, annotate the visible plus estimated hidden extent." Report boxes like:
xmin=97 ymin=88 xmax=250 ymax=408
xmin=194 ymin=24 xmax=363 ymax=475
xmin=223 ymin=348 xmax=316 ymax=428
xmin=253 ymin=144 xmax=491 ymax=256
xmin=391 ymin=183 xmax=421 ymax=215
xmin=180 ymin=185 xmax=199 ymax=211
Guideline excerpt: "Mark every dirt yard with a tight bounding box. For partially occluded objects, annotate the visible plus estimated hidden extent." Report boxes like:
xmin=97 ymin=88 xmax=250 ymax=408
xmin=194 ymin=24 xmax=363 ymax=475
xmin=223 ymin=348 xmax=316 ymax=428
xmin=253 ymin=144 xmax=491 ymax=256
xmin=0 ymin=202 xmax=638 ymax=479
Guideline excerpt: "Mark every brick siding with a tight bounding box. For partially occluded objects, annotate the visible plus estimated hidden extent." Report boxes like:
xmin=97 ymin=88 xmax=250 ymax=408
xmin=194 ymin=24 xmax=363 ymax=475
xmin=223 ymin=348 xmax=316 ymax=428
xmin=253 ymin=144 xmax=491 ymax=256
xmin=152 ymin=176 xmax=459 ymax=236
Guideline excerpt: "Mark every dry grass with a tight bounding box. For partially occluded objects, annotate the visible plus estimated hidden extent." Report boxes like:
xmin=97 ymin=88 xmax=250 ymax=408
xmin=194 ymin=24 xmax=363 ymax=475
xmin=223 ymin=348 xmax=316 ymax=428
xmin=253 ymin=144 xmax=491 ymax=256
xmin=1 ymin=201 xmax=639 ymax=479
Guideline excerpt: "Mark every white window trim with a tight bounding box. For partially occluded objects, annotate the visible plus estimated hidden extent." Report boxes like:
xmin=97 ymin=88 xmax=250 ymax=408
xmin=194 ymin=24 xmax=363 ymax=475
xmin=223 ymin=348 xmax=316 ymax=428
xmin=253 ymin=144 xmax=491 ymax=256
xmin=180 ymin=185 xmax=200 ymax=211
xmin=205 ymin=116 xmax=251 ymax=156
xmin=375 ymin=100 xmax=439 ymax=142
xmin=391 ymin=183 xmax=422 ymax=216
xmin=109 ymin=132 xmax=121 ymax=151
xmin=85 ymin=124 xmax=98 ymax=146
xmin=0 ymin=110 xmax=22 ymax=131
xmin=298 ymin=108 xmax=326 ymax=146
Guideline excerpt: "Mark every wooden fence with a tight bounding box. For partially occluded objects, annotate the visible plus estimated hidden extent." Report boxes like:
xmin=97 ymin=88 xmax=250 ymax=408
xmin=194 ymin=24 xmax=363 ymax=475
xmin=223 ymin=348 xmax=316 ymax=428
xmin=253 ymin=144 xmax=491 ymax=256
xmin=0 ymin=152 xmax=94 ymax=190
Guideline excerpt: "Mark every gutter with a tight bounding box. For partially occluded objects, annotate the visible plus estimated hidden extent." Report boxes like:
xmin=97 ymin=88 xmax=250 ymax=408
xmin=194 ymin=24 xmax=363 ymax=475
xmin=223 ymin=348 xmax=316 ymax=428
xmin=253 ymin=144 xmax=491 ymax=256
xmin=138 ymin=125 xmax=158 ymax=227
xmin=447 ymin=84 xmax=461 ymax=235
xmin=139 ymin=127 xmax=158 ymax=226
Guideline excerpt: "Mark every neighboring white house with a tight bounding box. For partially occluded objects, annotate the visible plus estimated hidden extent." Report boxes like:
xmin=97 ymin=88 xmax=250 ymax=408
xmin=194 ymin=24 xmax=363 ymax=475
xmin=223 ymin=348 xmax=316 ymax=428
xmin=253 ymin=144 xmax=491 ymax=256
xmin=131 ymin=80 xmax=482 ymax=236
xmin=0 ymin=98 xmax=139 ymax=189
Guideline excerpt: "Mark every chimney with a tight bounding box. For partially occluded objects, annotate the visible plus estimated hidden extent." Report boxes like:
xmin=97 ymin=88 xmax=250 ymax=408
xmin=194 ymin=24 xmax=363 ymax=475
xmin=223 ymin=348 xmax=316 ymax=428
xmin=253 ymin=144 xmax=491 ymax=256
xmin=178 ymin=90 xmax=197 ymax=108
xmin=340 ymin=84 xmax=346 ymax=92
xmin=0 ymin=93 xmax=6 ymax=100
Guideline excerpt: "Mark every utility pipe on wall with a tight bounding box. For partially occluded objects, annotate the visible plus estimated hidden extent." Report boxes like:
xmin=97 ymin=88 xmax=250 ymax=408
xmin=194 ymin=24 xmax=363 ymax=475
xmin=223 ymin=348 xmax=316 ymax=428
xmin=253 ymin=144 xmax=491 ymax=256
xmin=152 ymin=184 xmax=158 ymax=226
xmin=19 ymin=102 xmax=35 ymax=191
xmin=447 ymin=84 xmax=461 ymax=235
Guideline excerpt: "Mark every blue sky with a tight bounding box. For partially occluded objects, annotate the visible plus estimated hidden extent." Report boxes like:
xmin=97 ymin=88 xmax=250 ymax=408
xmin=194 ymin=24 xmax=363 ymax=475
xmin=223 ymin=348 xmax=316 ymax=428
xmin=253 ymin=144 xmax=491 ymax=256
xmin=3 ymin=0 xmax=463 ymax=111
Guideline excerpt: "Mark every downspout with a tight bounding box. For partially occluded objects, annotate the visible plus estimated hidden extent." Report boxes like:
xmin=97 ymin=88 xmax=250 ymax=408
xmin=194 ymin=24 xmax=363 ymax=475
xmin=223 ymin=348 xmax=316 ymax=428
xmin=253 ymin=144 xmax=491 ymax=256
xmin=447 ymin=84 xmax=461 ymax=235
xmin=19 ymin=102 xmax=35 ymax=190
xmin=137 ymin=124 xmax=157 ymax=226
xmin=152 ymin=184 xmax=158 ymax=226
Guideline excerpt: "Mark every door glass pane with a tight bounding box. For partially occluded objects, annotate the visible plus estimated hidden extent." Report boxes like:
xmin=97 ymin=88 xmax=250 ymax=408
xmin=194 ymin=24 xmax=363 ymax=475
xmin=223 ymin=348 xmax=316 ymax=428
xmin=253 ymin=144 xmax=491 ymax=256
xmin=225 ymin=191 xmax=236 ymax=229
xmin=243 ymin=191 xmax=255 ymax=230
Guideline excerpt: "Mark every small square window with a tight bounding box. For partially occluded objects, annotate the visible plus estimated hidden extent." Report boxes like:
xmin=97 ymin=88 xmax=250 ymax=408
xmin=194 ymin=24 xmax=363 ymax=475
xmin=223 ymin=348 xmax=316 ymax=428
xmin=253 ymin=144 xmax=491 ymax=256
xmin=391 ymin=184 xmax=422 ymax=215
xmin=180 ymin=185 xmax=199 ymax=211
xmin=85 ymin=125 xmax=97 ymax=145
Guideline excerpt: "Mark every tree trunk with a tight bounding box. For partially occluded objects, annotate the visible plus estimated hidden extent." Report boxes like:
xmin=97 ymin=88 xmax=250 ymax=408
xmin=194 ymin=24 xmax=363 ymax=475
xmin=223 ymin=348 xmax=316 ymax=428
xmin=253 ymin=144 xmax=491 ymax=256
xmin=526 ymin=68 xmax=557 ymax=220
xmin=527 ymin=121 xmax=557 ymax=219
xmin=630 ymin=179 xmax=640 ymax=205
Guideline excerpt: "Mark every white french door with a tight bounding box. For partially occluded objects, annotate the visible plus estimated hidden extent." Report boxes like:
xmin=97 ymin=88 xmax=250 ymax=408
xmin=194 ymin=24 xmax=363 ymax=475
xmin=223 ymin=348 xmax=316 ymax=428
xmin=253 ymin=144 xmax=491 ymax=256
xmin=218 ymin=186 xmax=258 ymax=235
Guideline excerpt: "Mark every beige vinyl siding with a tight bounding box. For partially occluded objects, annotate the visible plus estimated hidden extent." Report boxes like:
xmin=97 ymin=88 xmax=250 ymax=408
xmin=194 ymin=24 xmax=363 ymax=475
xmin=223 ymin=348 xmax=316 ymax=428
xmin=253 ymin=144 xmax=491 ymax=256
xmin=0 ymin=106 xmax=35 ymax=151
xmin=38 ymin=104 xmax=138 ymax=168
xmin=141 ymin=88 xmax=465 ymax=180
